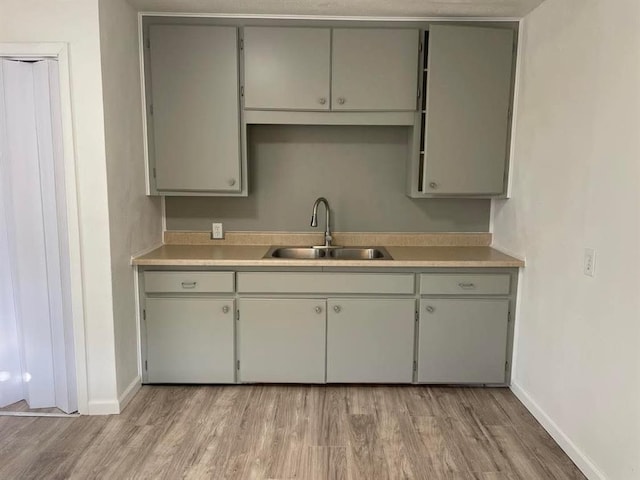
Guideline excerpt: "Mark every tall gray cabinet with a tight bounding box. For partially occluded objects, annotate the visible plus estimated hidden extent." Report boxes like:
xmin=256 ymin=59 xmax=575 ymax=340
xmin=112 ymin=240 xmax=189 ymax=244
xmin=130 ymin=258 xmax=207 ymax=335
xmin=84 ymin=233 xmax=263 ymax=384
xmin=146 ymin=25 xmax=243 ymax=195
xmin=422 ymin=25 xmax=515 ymax=195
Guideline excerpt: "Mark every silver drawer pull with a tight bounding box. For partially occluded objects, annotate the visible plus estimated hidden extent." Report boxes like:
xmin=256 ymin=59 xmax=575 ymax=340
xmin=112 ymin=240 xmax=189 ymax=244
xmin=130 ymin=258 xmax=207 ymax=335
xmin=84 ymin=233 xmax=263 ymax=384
xmin=222 ymin=305 xmax=230 ymax=314
xmin=315 ymin=306 xmax=323 ymax=314
xmin=426 ymin=305 xmax=435 ymax=313
xmin=458 ymin=282 xmax=476 ymax=289
xmin=333 ymin=305 xmax=341 ymax=313
xmin=181 ymin=281 xmax=197 ymax=289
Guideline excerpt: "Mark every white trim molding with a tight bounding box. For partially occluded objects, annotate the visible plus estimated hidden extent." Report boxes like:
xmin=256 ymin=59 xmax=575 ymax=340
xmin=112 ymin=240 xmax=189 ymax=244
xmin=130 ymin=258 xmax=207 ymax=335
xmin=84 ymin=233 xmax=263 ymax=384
xmin=510 ymin=382 xmax=606 ymax=480
xmin=118 ymin=376 xmax=142 ymax=413
xmin=0 ymin=42 xmax=88 ymax=415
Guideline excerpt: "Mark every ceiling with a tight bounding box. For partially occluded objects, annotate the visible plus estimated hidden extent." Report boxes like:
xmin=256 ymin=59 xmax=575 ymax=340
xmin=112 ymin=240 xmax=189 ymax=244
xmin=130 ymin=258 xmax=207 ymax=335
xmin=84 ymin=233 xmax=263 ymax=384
xmin=127 ymin=0 xmax=546 ymax=18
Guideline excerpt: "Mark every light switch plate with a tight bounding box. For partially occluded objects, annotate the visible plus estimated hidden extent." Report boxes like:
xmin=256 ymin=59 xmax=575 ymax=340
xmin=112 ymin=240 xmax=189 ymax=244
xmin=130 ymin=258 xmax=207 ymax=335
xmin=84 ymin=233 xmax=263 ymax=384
xmin=584 ymin=248 xmax=596 ymax=277
xmin=212 ymin=222 xmax=224 ymax=239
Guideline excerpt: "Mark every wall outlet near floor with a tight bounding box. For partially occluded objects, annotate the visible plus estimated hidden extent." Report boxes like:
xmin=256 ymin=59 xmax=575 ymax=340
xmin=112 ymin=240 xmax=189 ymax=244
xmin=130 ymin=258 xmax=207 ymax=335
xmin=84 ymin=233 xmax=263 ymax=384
xmin=583 ymin=248 xmax=596 ymax=277
xmin=211 ymin=222 xmax=224 ymax=240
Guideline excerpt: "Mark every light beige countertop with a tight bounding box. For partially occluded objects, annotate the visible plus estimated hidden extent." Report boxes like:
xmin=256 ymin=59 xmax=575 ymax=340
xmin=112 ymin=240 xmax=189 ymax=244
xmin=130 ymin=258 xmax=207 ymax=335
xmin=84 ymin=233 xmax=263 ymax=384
xmin=132 ymin=244 xmax=524 ymax=268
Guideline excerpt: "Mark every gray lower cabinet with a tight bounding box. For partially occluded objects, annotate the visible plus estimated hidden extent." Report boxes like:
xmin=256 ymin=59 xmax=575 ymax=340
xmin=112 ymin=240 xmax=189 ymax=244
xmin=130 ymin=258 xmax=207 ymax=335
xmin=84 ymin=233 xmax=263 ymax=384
xmin=417 ymin=298 xmax=509 ymax=384
xmin=326 ymin=298 xmax=415 ymax=383
xmin=238 ymin=298 xmax=326 ymax=383
xmin=145 ymin=297 xmax=235 ymax=383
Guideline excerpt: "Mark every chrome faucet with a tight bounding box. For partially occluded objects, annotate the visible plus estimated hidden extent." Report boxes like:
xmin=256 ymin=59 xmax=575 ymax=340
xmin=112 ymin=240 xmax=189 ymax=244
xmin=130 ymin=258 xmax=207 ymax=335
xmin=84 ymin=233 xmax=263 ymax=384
xmin=310 ymin=197 xmax=332 ymax=247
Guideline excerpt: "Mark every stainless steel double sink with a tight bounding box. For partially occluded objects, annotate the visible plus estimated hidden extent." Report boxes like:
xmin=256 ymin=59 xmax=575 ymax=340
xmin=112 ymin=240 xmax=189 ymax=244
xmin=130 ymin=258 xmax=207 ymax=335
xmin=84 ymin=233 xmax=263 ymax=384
xmin=263 ymin=246 xmax=392 ymax=260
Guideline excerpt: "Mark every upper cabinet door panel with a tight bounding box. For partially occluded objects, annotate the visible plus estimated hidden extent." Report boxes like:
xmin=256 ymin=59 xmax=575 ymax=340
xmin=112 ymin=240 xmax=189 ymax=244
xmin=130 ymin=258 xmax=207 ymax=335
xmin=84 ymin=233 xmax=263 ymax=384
xmin=243 ymin=27 xmax=331 ymax=111
xmin=331 ymin=29 xmax=419 ymax=111
xmin=424 ymin=25 xmax=514 ymax=195
xmin=149 ymin=25 xmax=241 ymax=192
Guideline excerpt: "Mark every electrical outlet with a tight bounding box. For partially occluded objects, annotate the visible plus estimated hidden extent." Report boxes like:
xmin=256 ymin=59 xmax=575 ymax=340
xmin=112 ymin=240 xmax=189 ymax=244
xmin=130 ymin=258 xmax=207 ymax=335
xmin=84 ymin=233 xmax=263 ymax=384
xmin=584 ymin=248 xmax=596 ymax=277
xmin=212 ymin=222 xmax=224 ymax=240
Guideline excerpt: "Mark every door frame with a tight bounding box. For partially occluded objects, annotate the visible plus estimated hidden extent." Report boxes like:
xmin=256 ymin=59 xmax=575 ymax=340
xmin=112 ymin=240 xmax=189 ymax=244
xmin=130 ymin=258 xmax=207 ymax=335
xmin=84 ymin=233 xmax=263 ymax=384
xmin=0 ymin=43 xmax=88 ymax=414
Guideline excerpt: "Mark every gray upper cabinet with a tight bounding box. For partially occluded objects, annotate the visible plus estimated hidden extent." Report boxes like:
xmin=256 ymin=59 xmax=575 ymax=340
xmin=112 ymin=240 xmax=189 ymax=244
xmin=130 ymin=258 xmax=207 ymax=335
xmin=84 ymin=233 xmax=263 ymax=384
xmin=243 ymin=27 xmax=331 ymax=111
xmin=147 ymin=25 xmax=242 ymax=194
xmin=243 ymin=27 xmax=419 ymax=112
xmin=422 ymin=25 xmax=515 ymax=195
xmin=331 ymin=29 xmax=419 ymax=111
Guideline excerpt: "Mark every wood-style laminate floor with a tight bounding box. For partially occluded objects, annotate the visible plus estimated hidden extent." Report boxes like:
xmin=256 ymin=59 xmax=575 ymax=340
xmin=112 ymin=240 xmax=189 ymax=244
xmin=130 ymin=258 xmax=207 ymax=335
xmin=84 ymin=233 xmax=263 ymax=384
xmin=0 ymin=385 xmax=586 ymax=480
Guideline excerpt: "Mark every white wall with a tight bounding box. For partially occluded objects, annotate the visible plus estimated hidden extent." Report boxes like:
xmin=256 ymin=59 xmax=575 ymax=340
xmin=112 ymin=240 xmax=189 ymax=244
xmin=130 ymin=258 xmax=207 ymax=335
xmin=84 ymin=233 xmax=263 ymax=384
xmin=0 ymin=0 xmax=119 ymax=414
xmin=98 ymin=0 xmax=162 ymax=405
xmin=492 ymin=0 xmax=640 ymax=478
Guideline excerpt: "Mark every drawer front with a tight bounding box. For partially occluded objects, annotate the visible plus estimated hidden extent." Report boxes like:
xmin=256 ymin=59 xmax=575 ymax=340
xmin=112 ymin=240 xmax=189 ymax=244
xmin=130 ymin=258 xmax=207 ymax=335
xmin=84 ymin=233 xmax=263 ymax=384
xmin=144 ymin=271 xmax=234 ymax=294
xmin=420 ymin=274 xmax=510 ymax=295
xmin=237 ymin=272 xmax=414 ymax=295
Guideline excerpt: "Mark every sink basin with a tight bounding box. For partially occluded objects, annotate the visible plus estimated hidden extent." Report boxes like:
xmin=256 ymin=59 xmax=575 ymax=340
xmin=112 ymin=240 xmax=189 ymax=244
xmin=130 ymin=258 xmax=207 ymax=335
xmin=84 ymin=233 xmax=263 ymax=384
xmin=264 ymin=246 xmax=392 ymax=260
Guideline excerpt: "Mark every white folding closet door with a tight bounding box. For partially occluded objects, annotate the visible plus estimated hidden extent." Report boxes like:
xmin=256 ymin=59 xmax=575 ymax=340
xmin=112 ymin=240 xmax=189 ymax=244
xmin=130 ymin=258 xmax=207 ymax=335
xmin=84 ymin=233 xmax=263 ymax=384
xmin=0 ymin=58 xmax=76 ymax=412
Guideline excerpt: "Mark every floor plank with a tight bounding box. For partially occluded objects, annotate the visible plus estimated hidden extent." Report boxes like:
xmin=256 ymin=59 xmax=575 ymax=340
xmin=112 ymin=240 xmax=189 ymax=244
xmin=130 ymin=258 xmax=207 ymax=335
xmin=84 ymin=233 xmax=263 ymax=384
xmin=0 ymin=385 xmax=587 ymax=480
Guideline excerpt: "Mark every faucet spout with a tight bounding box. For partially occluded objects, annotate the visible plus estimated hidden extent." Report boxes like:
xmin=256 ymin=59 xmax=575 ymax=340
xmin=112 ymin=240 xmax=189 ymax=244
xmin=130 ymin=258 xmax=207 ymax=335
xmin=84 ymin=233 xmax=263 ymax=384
xmin=310 ymin=197 xmax=332 ymax=247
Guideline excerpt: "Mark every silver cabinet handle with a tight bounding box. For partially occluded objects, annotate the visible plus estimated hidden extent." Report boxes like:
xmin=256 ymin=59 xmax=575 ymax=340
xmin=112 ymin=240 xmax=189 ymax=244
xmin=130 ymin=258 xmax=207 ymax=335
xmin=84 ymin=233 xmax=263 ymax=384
xmin=181 ymin=281 xmax=197 ymax=289
xmin=318 ymin=97 xmax=327 ymax=105
xmin=333 ymin=305 xmax=341 ymax=313
xmin=222 ymin=305 xmax=230 ymax=314
xmin=425 ymin=305 xmax=435 ymax=313
xmin=429 ymin=182 xmax=438 ymax=189
xmin=227 ymin=178 xmax=236 ymax=187
xmin=315 ymin=306 xmax=323 ymax=314
xmin=337 ymin=97 xmax=346 ymax=105
xmin=458 ymin=282 xmax=476 ymax=289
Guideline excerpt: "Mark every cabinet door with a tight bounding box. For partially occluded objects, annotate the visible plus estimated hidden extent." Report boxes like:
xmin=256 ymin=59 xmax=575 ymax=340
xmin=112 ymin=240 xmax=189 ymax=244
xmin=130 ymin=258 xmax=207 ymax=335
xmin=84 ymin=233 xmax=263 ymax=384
xmin=423 ymin=25 xmax=514 ymax=195
xmin=243 ymin=27 xmax=331 ymax=111
xmin=418 ymin=299 xmax=509 ymax=384
xmin=149 ymin=25 xmax=241 ymax=193
xmin=238 ymin=299 xmax=326 ymax=383
xmin=327 ymin=298 xmax=415 ymax=383
xmin=145 ymin=297 xmax=235 ymax=383
xmin=331 ymin=29 xmax=419 ymax=111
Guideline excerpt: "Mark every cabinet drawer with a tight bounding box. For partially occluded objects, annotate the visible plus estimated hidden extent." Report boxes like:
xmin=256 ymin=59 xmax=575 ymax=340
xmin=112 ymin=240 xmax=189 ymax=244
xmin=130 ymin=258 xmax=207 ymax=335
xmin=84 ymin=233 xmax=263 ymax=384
xmin=144 ymin=271 xmax=234 ymax=294
xmin=237 ymin=272 xmax=414 ymax=294
xmin=420 ymin=274 xmax=510 ymax=295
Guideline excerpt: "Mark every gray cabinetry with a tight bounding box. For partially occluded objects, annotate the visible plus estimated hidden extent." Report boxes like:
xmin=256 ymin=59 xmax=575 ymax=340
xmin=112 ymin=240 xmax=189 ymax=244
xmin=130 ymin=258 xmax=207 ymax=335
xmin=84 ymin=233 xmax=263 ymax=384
xmin=243 ymin=27 xmax=419 ymax=112
xmin=243 ymin=27 xmax=331 ymax=111
xmin=331 ymin=29 xmax=419 ymax=111
xmin=145 ymin=297 xmax=235 ymax=383
xmin=146 ymin=25 xmax=243 ymax=195
xmin=422 ymin=25 xmax=515 ymax=195
xmin=417 ymin=298 xmax=509 ymax=384
xmin=238 ymin=298 xmax=326 ymax=383
xmin=326 ymin=298 xmax=415 ymax=383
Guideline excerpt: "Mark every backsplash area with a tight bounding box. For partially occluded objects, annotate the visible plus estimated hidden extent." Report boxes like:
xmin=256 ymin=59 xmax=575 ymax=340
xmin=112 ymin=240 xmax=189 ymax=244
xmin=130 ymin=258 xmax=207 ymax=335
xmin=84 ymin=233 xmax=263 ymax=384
xmin=165 ymin=125 xmax=490 ymax=232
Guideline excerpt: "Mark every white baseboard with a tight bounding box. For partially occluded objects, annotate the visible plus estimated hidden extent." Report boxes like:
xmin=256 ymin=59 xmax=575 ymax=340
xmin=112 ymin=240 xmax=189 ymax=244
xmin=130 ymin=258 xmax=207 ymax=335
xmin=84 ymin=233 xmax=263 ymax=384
xmin=510 ymin=382 xmax=605 ymax=480
xmin=87 ymin=399 xmax=120 ymax=415
xmin=118 ymin=376 xmax=141 ymax=412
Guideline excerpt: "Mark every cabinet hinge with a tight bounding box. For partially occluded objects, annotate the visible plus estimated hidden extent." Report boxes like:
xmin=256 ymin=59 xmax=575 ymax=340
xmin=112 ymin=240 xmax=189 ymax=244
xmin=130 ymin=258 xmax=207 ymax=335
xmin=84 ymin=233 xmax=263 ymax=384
xmin=417 ymin=87 xmax=421 ymax=99
xmin=239 ymin=38 xmax=244 ymax=50
xmin=235 ymin=310 xmax=240 ymax=321
xmin=240 ymin=85 xmax=244 ymax=97
xmin=143 ymin=309 xmax=146 ymax=320
xmin=419 ymin=42 xmax=423 ymax=53
xmin=413 ymin=360 xmax=417 ymax=372
xmin=152 ymin=168 xmax=156 ymax=179
xmin=415 ymin=311 xmax=419 ymax=321
xmin=237 ymin=360 xmax=240 ymax=370
xmin=144 ymin=360 xmax=148 ymax=371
